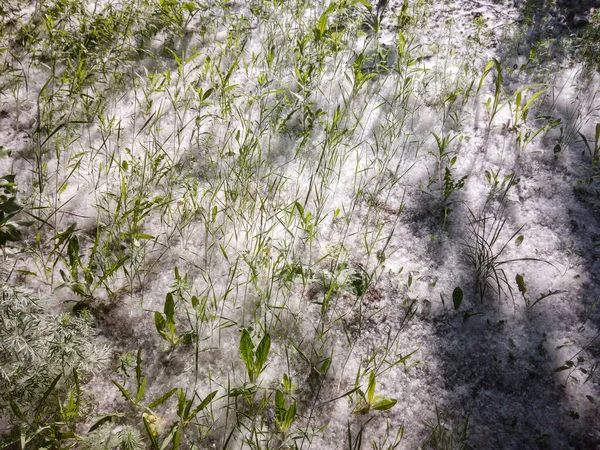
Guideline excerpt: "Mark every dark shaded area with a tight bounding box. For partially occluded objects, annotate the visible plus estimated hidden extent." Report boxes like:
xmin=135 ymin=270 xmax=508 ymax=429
xmin=424 ymin=0 xmax=600 ymax=448
xmin=511 ymin=0 xmax=600 ymax=73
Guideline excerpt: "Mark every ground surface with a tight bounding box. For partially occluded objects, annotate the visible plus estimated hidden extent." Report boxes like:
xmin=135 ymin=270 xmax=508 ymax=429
xmin=0 ymin=0 xmax=599 ymax=449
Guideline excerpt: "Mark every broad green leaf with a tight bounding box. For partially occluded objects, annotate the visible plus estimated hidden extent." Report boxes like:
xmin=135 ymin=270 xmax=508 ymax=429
xmin=228 ymin=386 xmax=245 ymax=397
xmin=452 ymin=286 xmax=463 ymax=310
xmin=579 ymin=131 xmax=592 ymax=152
xmin=294 ymin=201 xmax=305 ymax=219
xmin=372 ymin=398 xmax=397 ymax=410
xmin=285 ymin=401 xmax=296 ymax=426
xmin=283 ymin=373 xmax=293 ymax=393
xmin=255 ymin=332 xmax=271 ymax=372
xmin=157 ymin=425 xmax=177 ymax=450
xmin=493 ymin=59 xmax=503 ymax=96
xmin=105 ymin=256 xmax=129 ymax=278
xmin=478 ymin=59 xmax=496 ymax=93
xmin=135 ymin=233 xmax=155 ymax=240
xmin=55 ymin=223 xmax=77 ymax=247
xmin=320 ymin=357 xmax=332 ymax=374
xmin=202 ymin=87 xmax=214 ymax=101
xmin=239 ymin=329 xmax=255 ymax=376
xmin=183 ymin=397 xmax=194 ymax=422
xmin=228 ymin=383 xmax=257 ymax=397
xmin=516 ymin=274 xmax=527 ymax=295
xmin=154 ymin=312 xmax=166 ymax=334
xmin=181 ymin=330 xmax=195 ymax=345
xmin=555 ymin=361 xmax=574 ymax=372
xmin=275 ymin=390 xmax=286 ymax=421
xmin=317 ymin=12 xmax=328 ymax=36
xmin=164 ymin=292 xmax=175 ymax=324
xmin=183 ymin=2 xmax=198 ymax=12
xmin=367 ymin=371 xmax=376 ymax=404
xmin=171 ymin=425 xmax=181 ymax=450
xmin=67 ymin=236 xmax=79 ymax=276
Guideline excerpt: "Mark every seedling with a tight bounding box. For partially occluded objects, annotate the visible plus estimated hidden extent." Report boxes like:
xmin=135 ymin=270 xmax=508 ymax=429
xmin=442 ymin=167 xmax=467 ymax=229
xmin=154 ymin=291 xmax=194 ymax=346
xmin=352 ymin=370 xmax=397 ymax=414
xmin=515 ymin=273 xmax=566 ymax=309
xmin=274 ymin=389 xmax=297 ymax=436
xmin=112 ymin=348 xmax=154 ymax=412
xmin=58 ymin=231 xmax=130 ymax=303
xmin=239 ymin=328 xmax=271 ymax=384
xmin=484 ymin=170 xmax=518 ymax=202
xmin=428 ymin=132 xmax=466 ymax=228
xmin=478 ymin=58 xmax=547 ymax=134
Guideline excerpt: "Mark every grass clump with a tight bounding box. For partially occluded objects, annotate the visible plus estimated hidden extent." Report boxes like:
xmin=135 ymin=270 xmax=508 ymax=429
xmin=422 ymin=406 xmax=472 ymax=450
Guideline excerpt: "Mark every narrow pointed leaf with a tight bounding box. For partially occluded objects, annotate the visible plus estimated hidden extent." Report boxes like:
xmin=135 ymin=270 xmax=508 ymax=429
xmin=35 ymin=373 xmax=62 ymax=418
xmin=136 ymin=347 xmax=143 ymax=387
xmin=148 ymin=388 xmax=178 ymax=409
xmin=112 ymin=380 xmax=133 ymax=403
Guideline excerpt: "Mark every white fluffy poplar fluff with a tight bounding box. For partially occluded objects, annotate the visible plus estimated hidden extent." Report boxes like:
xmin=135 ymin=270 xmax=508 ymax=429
xmin=0 ymin=0 xmax=599 ymax=448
